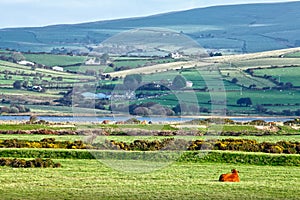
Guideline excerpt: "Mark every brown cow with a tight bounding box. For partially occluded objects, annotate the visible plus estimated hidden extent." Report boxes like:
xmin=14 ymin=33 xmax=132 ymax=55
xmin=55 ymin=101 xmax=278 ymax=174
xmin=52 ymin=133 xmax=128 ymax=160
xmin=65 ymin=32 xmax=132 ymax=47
xmin=219 ymin=169 xmax=240 ymax=182
xmin=102 ymin=120 xmax=110 ymax=125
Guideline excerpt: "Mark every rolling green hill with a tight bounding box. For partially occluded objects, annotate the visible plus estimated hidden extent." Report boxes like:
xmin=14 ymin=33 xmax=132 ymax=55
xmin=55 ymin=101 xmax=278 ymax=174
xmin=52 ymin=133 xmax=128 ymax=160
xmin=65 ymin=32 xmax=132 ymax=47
xmin=1 ymin=2 xmax=300 ymax=53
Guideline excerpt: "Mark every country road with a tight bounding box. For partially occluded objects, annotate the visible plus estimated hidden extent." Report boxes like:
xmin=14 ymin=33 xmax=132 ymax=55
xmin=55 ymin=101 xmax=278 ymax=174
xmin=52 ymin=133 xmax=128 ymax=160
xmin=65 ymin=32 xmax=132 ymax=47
xmin=107 ymin=61 xmax=214 ymax=77
xmin=107 ymin=47 xmax=300 ymax=77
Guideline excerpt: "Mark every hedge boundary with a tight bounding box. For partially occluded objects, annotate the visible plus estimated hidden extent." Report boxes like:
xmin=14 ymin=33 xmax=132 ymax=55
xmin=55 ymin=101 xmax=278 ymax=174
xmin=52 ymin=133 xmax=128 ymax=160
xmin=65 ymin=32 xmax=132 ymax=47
xmin=0 ymin=148 xmax=299 ymax=166
xmin=0 ymin=157 xmax=61 ymax=168
xmin=1 ymin=138 xmax=300 ymax=154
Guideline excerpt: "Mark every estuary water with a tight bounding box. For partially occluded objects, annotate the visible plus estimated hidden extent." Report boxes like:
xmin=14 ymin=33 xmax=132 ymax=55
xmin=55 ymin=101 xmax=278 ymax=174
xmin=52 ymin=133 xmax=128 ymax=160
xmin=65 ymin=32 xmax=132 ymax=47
xmin=0 ymin=115 xmax=294 ymax=123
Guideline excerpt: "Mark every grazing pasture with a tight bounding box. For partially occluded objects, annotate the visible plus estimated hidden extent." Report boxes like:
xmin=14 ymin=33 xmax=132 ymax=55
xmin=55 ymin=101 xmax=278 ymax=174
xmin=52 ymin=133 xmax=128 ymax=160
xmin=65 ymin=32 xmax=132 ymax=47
xmin=0 ymin=121 xmax=299 ymax=199
xmin=0 ymin=133 xmax=300 ymax=144
xmin=0 ymin=160 xmax=299 ymax=199
xmin=253 ymin=66 xmax=300 ymax=86
xmin=24 ymin=54 xmax=86 ymax=67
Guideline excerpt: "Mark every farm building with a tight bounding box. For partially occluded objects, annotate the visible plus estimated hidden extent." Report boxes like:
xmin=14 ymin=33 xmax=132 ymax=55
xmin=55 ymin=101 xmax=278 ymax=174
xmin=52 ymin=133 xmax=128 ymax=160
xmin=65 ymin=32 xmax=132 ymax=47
xmin=81 ymin=92 xmax=111 ymax=100
xmin=186 ymin=81 xmax=193 ymax=88
xmin=170 ymin=52 xmax=183 ymax=59
xmin=17 ymin=60 xmax=35 ymax=66
xmin=85 ymin=58 xmax=101 ymax=65
xmin=52 ymin=66 xmax=64 ymax=72
xmin=31 ymin=86 xmax=43 ymax=92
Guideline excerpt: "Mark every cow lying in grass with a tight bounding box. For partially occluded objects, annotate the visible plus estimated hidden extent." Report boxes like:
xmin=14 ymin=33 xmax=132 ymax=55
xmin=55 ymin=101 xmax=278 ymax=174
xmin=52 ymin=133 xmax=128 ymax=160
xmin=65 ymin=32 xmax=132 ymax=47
xmin=219 ymin=169 xmax=240 ymax=182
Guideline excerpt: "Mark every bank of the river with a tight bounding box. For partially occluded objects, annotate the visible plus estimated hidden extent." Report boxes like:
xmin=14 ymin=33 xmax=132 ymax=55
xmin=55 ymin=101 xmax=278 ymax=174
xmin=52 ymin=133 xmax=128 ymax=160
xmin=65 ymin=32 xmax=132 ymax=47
xmin=0 ymin=115 xmax=294 ymax=123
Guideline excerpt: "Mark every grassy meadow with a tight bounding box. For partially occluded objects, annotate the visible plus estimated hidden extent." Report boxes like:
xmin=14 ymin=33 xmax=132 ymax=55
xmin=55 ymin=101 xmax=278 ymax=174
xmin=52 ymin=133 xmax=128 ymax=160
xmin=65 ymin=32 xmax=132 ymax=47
xmin=0 ymin=160 xmax=299 ymax=199
xmin=0 ymin=120 xmax=299 ymax=199
xmin=253 ymin=66 xmax=300 ymax=86
xmin=24 ymin=54 xmax=86 ymax=67
xmin=0 ymin=134 xmax=300 ymax=143
xmin=2 ymin=2 xmax=300 ymax=199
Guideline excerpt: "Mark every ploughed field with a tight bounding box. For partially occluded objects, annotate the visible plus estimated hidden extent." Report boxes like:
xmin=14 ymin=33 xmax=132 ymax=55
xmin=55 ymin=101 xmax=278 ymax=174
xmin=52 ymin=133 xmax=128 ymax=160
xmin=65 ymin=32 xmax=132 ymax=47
xmin=0 ymin=121 xmax=299 ymax=199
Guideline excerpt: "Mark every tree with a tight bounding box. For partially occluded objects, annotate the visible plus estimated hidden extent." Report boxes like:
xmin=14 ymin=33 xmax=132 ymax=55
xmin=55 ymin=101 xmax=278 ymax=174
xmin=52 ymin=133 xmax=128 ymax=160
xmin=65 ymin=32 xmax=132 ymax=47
xmin=236 ymin=97 xmax=252 ymax=107
xmin=123 ymin=74 xmax=142 ymax=90
xmin=12 ymin=52 xmax=25 ymax=62
xmin=13 ymin=80 xmax=22 ymax=89
xmin=29 ymin=115 xmax=38 ymax=123
xmin=0 ymin=106 xmax=10 ymax=113
xmin=22 ymin=80 xmax=29 ymax=88
xmin=284 ymin=82 xmax=293 ymax=89
xmin=31 ymin=65 xmax=37 ymax=71
xmin=9 ymin=107 xmax=19 ymax=113
xmin=100 ymin=53 xmax=109 ymax=64
xmin=255 ymin=104 xmax=267 ymax=113
xmin=133 ymin=107 xmax=151 ymax=116
xmin=172 ymin=75 xmax=186 ymax=89
xmin=231 ymin=78 xmax=238 ymax=84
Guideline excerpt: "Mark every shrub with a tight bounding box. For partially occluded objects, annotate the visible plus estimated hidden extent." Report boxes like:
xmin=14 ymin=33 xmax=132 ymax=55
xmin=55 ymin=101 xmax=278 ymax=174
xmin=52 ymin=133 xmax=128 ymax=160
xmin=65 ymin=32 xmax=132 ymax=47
xmin=9 ymin=107 xmax=19 ymax=113
xmin=0 ymin=158 xmax=61 ymax=168
xmin=0 ymin=106 xmax=10 ymax=113
xmin=29 ymin=115 xmax=38 ymax=123
xmin=125 ymin=118 xmax=140 ymax=124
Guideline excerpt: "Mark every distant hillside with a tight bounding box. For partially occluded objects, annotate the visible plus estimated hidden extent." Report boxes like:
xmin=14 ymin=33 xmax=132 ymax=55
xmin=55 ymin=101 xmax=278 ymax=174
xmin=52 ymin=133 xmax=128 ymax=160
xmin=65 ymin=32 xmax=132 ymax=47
xmin=1 ymin=1 xmax=300 ymax=53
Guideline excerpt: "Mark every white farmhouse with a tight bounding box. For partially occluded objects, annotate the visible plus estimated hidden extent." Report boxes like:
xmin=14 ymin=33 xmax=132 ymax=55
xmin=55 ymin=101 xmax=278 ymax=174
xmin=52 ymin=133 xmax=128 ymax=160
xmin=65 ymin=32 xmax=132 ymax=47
xmin=186 ymin=81 xmax=193 ymax=88
xmin=170 ymin=52 xmax=183 ymax=59
xmin=85 ymin=58 xmax=101 ymax=65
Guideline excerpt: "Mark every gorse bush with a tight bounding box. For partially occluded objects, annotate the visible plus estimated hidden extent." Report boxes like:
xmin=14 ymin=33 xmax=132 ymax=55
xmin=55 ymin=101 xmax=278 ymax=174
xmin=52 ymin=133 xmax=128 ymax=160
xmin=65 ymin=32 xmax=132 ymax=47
xmin=0 ymin=138 xmax=299 ymax=154
xmin=0 ymin=158 xmax=61 ymax=168
xmin=0 ymin=149 xmax=299 ymax=166
xmin=0 ymin=138 xmax=90 ymax=149
xmin=104 ymin=138 xmax=300 ymax=154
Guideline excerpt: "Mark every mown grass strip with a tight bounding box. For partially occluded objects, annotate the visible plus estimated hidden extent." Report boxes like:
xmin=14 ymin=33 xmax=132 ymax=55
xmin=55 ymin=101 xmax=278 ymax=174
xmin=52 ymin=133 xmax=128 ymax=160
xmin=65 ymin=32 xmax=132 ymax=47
xmin=0 ymin=124 xmax=74 ymax=131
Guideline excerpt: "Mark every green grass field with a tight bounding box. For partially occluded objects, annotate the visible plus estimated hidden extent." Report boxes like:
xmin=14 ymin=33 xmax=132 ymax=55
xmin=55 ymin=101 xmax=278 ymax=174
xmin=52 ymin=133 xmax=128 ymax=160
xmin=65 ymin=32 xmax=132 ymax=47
xmin=220 ymin=69 xmax=276 ymax=88
xmin=0 ymin=133 xmax=299 ymax=144
xmin=253 ymin=66 xmax=300 ymax=86
xmin=0 ymin=124 xmax=75 ymax=131
xmin=139 ymin=89 xmax=300 ymax=113
xmin=284 ymin=52 xmax=300 ymax=58
xmin=0 ymin=60 xmax=94 ymax=81
xmin=232 ymin=58 xmax=300 ymax=69
xmin=0 ymin=159 xmax=299 ymax=199
xmin=0 ymin=121 xmax=299 ymax=199
xmin=24 ymin=54 xmax=86 ymax=67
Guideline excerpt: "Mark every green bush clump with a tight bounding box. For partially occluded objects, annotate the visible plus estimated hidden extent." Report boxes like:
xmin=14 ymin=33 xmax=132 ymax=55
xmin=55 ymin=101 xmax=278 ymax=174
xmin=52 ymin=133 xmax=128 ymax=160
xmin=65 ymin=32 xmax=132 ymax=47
xmin=0 ymin=149 xmax=299 ymax=166
xmin=0 ymin=138 xmax=91 ymax=149
xmin=0 ymin=138 xmax=299 ymax=155
xmin=0 ymin=158 xmax=61 ymax=168
xmin=188 ymin=139 xmax=300 ymax=154
xmin=99 ymin=138 xmax=178 ymax=151
xmin=178 ymin=151 xmax=300 ymax=166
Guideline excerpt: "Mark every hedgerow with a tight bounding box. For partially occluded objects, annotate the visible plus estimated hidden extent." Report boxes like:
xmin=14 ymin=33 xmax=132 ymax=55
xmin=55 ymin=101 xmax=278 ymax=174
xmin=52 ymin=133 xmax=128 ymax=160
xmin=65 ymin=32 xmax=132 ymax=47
xmin=0 ymin=138 xmax=299 ymax=154
xmin=102 ymin=138 xmax=300 ymax=154
xmin=0 ymin=158 xmax=61 ymax=168
xmin=178 ymin=151 xmax=300 ymax=166
xmin=0 ymin=149 xmax=299 ymax=166
xmin=0 ymin=138 xmax=91 ymax=149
